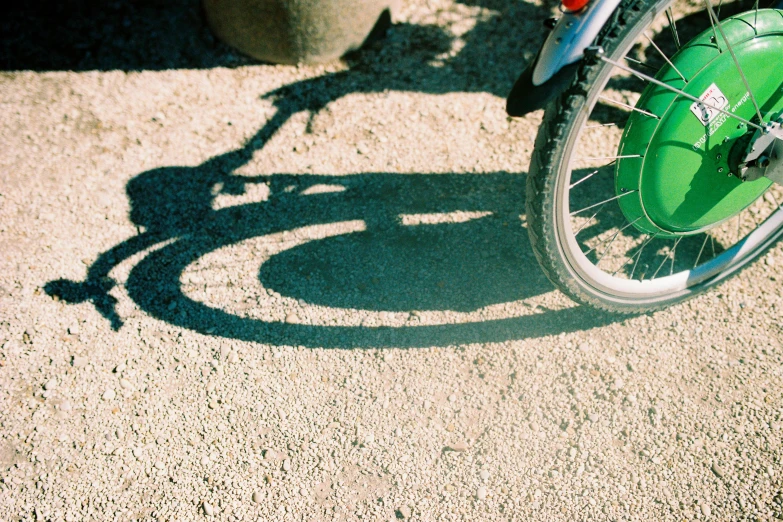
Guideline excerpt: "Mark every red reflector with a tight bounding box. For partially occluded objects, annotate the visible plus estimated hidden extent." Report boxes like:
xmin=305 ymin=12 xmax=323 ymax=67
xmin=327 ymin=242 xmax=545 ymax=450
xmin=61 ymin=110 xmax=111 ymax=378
xmin=562 ymin=0 xmax=589 ymax=11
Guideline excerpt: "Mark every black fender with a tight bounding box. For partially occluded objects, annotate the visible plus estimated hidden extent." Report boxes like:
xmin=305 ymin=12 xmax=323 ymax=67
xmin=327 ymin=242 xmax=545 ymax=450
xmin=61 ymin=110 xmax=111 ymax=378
xmin=506 ymin=52 xmax=581 ymax=117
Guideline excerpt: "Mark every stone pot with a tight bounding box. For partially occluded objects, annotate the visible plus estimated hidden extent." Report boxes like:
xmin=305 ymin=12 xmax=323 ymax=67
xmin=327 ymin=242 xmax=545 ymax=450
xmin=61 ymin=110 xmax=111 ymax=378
xmin=203 ymin=0 xmax=398 ymax=65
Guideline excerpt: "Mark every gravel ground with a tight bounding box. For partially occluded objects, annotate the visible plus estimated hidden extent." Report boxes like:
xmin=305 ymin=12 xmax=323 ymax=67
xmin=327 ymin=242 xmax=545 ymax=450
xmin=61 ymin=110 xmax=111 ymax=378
xmin=2 ymin=0 xmax=783 ymax=521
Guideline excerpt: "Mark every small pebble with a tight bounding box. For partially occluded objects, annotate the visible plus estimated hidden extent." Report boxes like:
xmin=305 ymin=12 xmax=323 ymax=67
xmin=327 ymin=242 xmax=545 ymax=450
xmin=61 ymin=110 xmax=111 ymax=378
xmin=480 ymin=470 xmax=490 ymax=481
xmin=299 ymin=488 xmax=307 ymax=496
xmin=711 ymin=463 xmax=725 ymax=478
xmin=43 ymin=378 xmax=57 ymax=391
xmin=448 ymin=394 xmax=456 ymax=403
xmin=114 ymin=362 xmax=126 ymax=373
xmin=588 ymin=413 xmax=599 ymax=422
xmin=397 ymin=505 xmax=412 ymax=519
xmin=252 ymin=491 xmax=262 ymax=503
xmin=102 ymin=389 xmax=116 ymax=401
xmin=447 ymin=441 xmax=469 ymax=452
xmin=201 ymin=456 xmax=210 ymax=466
xmin=477 ymin=486 xmax=488 ymax=500
xmin=283 ymin=459 xmax=291 ymax=471
xmin=208 ymin=400 xmax=218 ymax=410
xmin=203 ymin=501 xmax=214 ymax=516
xmin=72 ymin=356 xmax=88 ymax=367
xmin=154 ymin=461 xmax=165 ymax=470
xmin=132 ymin=447 xmax=142 ymax=459
xmin=284 ymin=313 xmax=298 ymax=324
xmin=119 ymin=379 xmax=132 ymax=390
xmin=228 ymin=352 xmax=239 ymax=364
xmin=700 ymin=503 xmax=711 ymax=517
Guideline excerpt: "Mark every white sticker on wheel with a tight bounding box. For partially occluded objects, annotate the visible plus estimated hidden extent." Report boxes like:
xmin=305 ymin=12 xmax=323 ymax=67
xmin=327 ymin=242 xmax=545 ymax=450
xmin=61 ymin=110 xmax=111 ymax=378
xmin=690 ymin=83 xmax=729 ymax=125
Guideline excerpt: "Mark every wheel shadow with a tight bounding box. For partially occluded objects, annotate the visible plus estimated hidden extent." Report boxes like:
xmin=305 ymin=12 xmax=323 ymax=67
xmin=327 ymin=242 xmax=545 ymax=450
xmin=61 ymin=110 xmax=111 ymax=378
xmin=45 ymin=160 xmax=618 ymax=349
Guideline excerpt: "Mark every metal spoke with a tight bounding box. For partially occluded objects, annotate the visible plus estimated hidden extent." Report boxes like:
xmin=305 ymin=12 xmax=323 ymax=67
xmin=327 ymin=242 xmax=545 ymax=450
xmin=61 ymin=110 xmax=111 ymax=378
xmin=598 ymin=95 xmax=660 ymax=119
xmin=666 ymin=7 xmax=681 ymax=50
xmin=644 ymin=32 xmax=688 ymax=83
xmin=589 ymin=218 xmax=643 ymax=261
xmin=595 ymin=230 xmax=622 ymax=264
xmin=652 ymin=238 xmax=682 ymax=279
xmin=694 ymin=234 xmax=710 ymax=268
xmin=585 ymin=123 xmax=619 ymax=129
xmin=669 ymin=237 xmax=682 ymax=275
xmin=574 ymin=205 xmax=605 ymax=236
xmin=626 ymin=236 xmax=651 ymax=278
xmin=596 ymin=52 xmax=766 ymax=132
xmin=705 ymin=0 xmax=765 ymax=123
xmin=624 ymin=56 xmax=659 ymax=72
xmin=736 ymin=212 xmax=742 ymax=243
xmin=570 ymin=190 xmax=638 ymax=216
xmin=706 ymin=2 xmax=722 ymax=51
xmin=570 ymin=162 xmax=615 ymax=189
xmin=575 ymin=154 xmax=642 ymax=162
xmin=754 ymin=0 xmax=760 ymax=31
xmin=651 ymin=243 xmax=672 ymax=279
xmin=626 ymin=234 xmax=659 ymax=279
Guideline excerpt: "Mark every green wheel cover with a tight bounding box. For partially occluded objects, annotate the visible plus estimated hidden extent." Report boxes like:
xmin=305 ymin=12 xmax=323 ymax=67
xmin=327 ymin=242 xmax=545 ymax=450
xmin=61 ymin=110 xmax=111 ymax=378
xmin=615 ymin=9 xmax=783 ymax=238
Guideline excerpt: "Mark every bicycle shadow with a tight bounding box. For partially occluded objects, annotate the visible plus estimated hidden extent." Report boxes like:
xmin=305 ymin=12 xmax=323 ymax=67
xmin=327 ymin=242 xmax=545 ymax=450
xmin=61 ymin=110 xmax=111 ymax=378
xmin=41 ymin=0 xmax=621 ymax=348
xmin=45 ymin=154 xmax=617 ymax=348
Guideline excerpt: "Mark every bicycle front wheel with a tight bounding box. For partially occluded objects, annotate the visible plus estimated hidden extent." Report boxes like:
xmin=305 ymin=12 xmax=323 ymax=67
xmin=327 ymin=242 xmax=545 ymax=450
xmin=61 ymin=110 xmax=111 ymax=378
xmin=527 ymin=0 xmax=783 ymax=312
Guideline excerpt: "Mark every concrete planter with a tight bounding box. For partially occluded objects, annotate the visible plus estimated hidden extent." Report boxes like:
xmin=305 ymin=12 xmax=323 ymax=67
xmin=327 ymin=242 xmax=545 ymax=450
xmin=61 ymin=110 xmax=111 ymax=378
xmin=203 ymin=0 xmax=398 ymax=65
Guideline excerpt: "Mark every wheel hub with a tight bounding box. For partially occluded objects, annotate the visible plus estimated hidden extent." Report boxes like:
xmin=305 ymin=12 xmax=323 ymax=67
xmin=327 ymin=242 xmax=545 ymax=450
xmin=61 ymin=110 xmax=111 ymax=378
xmin=613 ymin=9 xmax=783 ymax=238
xmin=737 ymin=120 xmax=783 ymax=184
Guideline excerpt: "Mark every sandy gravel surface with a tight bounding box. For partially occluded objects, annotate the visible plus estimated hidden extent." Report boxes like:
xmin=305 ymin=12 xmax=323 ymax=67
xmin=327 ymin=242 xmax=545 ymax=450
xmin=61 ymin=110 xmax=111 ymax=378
xmin=2 ymin=0 xmax=783 ymax=521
